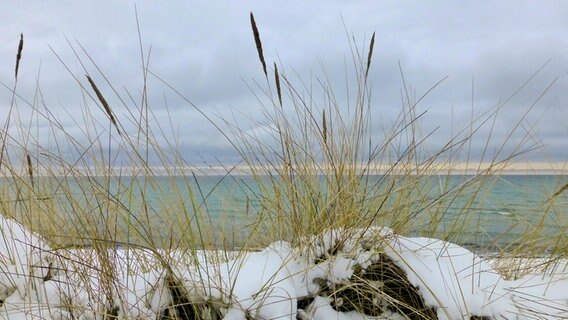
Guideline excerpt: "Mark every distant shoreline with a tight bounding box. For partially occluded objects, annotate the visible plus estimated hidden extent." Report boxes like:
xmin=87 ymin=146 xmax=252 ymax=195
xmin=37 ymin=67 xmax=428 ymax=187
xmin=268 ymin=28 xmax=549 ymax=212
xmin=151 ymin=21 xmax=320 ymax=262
xmin=6 ymin=161 xmax=565 ymax=177
xmin=140 ymin=161 xmax=568 ymax=176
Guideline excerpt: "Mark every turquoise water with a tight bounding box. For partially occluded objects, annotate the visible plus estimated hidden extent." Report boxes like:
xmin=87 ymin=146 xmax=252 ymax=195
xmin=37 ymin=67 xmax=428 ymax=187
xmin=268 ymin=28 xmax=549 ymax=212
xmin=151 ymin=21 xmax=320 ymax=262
xmin=413 ymin=175 xmax=568 ymax=253
xmin=172 ymin=174 xmax=567 ymax=253
xmin=5 ymin=175 xmax=568 ymax=252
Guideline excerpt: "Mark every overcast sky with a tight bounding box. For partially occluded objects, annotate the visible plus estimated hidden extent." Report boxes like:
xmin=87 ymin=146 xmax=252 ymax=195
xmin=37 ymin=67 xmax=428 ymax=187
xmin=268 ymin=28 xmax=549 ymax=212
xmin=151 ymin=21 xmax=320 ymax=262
xmin=0 ymin=1 xmax=567 ymax=167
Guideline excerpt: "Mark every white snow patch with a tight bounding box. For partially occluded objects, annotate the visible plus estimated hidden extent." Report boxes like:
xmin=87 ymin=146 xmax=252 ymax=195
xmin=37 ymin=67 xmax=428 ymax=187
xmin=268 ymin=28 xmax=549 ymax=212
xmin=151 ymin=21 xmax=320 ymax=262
xmin=382 ymin=235 xmax=519 ymax=319
xmin=2 ymin=219 xmax=568 ymax=319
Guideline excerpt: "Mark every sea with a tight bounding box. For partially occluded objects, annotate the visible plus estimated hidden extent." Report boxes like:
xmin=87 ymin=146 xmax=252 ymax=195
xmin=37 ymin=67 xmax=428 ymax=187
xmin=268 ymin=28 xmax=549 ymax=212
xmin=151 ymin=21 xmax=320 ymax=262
xmin=7 ymin=174 xmax=568 ymax=254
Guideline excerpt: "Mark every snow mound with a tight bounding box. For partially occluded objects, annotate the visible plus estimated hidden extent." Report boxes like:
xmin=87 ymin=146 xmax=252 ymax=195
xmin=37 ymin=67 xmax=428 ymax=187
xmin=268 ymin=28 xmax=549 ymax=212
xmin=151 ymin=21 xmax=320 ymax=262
xmin=0 ymin=216 xmax=54 ymax=308
xmin=1 ymin=218 xmax=568 ymax=319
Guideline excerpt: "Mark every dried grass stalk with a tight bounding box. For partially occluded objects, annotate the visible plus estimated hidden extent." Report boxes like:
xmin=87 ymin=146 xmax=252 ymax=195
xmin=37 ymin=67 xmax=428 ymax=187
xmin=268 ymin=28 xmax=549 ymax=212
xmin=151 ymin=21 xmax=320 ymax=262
xmin=26 ymin=153 xmax=33 ymax=188
xmin=274 ymin=62 xmax=282 ymax=107
xmin=365 ymin=32 xmax=375 ymax=80
xmin=545 ymin=183 xmax=568 ymax=203
xmin=15 ymin=33 xmax=23 ymax=80
xmin=250 ymin=12 xmax=267 ymax=77
xmin=322 ymin=109 xmax=328 ymax=145
xmin=86 ymin=75 xmax=121 ymax=136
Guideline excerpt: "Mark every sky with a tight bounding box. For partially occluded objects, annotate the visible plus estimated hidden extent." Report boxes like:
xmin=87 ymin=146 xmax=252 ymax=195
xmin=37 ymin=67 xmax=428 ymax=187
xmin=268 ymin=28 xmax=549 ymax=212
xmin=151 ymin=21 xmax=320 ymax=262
xmin=0 ymin=1 xmax=567 ymax=167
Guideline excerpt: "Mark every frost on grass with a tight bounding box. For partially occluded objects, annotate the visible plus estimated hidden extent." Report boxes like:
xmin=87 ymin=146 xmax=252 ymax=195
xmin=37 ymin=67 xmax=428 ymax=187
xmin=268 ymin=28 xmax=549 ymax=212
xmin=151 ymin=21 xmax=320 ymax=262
xmin=1 ymin=216 xmax=568 ymax=319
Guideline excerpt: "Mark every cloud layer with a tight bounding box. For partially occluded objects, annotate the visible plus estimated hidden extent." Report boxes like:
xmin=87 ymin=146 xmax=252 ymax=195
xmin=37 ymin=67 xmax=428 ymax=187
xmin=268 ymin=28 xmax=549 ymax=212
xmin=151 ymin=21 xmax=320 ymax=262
xmin=0 ymin=1 xmax=566 ymax=164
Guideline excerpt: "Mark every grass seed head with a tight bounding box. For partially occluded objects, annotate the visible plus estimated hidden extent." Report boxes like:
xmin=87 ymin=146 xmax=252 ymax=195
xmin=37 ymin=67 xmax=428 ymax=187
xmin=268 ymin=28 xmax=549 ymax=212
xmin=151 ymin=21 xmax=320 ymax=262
xmin=365 ymin=32 xmax=375 ymax=80
xmin=274 ymin=62 xmax=282 ymax=107
xmin=26 ymin=153 xmax=34 ymax=188
xmin=15 ymin=33 xmax=24 ymax=80
xmin=250 ymin=12 xmax=267 ymax=77
xmin=86 ymin=75 xmax=121 ymax=136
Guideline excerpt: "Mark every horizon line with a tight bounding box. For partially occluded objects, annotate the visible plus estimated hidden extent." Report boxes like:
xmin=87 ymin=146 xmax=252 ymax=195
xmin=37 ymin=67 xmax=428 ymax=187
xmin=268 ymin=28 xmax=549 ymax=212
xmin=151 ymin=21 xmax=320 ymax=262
xmin=2 ymin=161 xmax=566 ymax=177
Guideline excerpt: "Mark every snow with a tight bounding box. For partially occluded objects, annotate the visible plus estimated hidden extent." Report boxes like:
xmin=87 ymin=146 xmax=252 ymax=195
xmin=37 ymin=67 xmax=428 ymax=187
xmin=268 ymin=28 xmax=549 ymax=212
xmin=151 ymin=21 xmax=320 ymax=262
xmin=304 ymin=296 xmax=406 ymax=320
xmin=2 ymin=215 xmax=568 ymax=319
xmin=382 ymin=236 xmax=518 ymax=319
xmin=508 ymin=273 xmax=568 ymax=318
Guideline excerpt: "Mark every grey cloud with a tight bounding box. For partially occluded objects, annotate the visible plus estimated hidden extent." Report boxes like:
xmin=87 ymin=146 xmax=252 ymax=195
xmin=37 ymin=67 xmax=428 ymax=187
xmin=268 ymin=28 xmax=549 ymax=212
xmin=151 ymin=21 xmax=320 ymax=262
xmin=0 ymin=1 xmax=566 ymax=165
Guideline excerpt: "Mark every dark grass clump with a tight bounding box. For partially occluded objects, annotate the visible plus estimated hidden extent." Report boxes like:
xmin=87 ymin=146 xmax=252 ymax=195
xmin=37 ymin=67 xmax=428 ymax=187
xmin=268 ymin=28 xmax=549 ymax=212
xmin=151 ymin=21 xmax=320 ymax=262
xmin=330 ymin=254 xmax=437 ymax=319
xmin=162 ymin=274 xmax=224 ymax=320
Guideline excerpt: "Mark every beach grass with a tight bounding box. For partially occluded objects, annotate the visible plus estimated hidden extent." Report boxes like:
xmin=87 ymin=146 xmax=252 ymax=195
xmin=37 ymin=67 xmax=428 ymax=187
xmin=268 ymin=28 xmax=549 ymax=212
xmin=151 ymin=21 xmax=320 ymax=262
xmin=0 ymin=14 xmax=566 ymax=319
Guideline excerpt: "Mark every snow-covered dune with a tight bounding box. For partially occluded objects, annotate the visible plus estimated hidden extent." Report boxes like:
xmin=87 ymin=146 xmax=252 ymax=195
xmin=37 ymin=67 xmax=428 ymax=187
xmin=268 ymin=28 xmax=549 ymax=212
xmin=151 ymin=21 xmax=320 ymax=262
xmin=1 ymin=216 xmax=567 ymax=319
